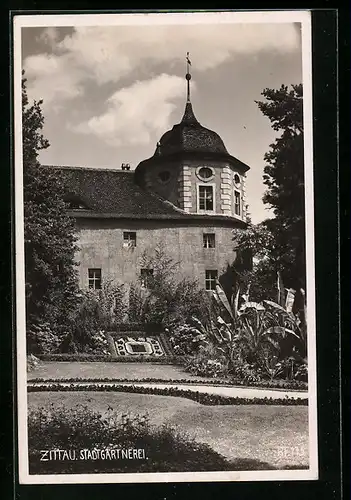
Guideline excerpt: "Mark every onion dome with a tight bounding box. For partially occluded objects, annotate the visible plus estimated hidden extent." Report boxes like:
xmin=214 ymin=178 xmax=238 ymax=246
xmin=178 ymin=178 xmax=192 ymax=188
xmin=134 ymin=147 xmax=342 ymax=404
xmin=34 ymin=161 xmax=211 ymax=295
xmin=135 ymin=54 xmax=249 ymax=180
xmin=154 ymin=100 xmax=229 ymax=157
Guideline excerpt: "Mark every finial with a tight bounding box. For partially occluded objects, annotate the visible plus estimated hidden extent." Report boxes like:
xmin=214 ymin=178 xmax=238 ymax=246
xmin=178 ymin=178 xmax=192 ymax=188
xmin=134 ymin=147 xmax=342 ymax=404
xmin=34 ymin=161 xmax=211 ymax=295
xmin=186 ymin=52 xmax=192 ymax=102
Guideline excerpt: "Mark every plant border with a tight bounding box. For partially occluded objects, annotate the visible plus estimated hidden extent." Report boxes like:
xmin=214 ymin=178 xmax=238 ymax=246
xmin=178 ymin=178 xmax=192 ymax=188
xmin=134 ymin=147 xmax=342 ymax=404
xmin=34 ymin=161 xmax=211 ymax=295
xmin=27 ymin=383 xmax=308 ymax=406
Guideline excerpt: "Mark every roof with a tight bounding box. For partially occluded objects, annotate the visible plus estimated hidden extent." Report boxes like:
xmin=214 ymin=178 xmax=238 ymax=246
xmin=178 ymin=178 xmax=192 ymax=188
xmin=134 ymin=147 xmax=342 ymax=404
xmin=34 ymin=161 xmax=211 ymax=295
xmin=135 ymin=100 xmax=250 ymax=176
xmin=43 ymin=165 xmax=247 ymax=227
xmin=48 ymin=165 xmax=185 ymax=217
xmin=157 ymin=101 xmax=229 ymax=156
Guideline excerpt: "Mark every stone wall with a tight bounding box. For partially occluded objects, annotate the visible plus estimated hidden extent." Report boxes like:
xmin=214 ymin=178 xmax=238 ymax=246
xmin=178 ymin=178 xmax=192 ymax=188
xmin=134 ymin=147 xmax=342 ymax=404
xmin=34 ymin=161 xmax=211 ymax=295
xmin=75 ymin=218 xmax=239 ymax=290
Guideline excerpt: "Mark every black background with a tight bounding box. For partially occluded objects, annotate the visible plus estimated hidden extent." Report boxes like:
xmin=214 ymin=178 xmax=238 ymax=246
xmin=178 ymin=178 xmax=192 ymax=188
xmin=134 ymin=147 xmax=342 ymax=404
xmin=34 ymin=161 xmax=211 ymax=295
xmin=0 ymin=5 xmax=349 ymax=500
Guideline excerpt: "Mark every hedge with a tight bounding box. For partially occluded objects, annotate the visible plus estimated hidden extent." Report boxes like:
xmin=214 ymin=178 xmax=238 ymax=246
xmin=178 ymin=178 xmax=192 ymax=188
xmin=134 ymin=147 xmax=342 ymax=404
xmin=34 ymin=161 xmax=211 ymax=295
xmin=37 ymin=354 xmax=183 ymax=364
xmin=29 ymin=376 xmax=308 ymax=391
xmin=27 ymin=383 xmax=308 ymax=406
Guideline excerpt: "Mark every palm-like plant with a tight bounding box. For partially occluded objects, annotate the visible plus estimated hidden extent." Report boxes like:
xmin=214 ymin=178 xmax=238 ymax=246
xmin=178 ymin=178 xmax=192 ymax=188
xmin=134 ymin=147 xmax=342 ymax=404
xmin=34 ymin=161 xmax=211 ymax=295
xmin=192 ymin=273 xmax=307 ymax=381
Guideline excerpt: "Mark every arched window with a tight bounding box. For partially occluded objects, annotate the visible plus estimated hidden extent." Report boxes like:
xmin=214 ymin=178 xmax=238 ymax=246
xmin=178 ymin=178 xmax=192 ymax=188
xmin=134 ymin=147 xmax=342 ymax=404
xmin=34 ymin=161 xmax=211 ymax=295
xmin=234 ymin=173 xmax=241 ymax=187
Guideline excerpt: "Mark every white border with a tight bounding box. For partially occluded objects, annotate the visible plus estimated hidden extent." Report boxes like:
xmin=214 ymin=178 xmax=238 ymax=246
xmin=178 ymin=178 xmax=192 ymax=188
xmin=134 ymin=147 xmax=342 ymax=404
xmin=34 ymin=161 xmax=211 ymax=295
xmin=14 ymin=10 xmax=318 ymax=485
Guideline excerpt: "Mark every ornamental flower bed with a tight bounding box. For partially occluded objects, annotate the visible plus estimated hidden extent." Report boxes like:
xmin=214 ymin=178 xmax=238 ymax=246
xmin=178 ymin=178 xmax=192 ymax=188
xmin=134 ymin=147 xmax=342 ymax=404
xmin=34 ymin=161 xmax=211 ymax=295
xmin=27 ymin=383 xmax=308 ymax=406
xmin=29 ymin=376 xmax=308 ymax=391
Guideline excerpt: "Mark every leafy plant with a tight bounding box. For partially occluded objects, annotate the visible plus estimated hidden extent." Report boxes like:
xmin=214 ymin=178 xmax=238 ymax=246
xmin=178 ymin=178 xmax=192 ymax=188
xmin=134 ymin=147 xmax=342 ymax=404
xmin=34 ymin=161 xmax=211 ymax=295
xmin=27 ymin=322 xmax=62 ymax=354
xmin=183 ymin=344 xmax=229 ymax=378
xmin=128 ymin=245 xmax=212 ymax=329
xmin=169 ymin=323 xmax=206 ymax=355
xmin=61 ymin=278 xmax=126 ymax=353
xmin=190 ymin=273 xmax=308 ymax=382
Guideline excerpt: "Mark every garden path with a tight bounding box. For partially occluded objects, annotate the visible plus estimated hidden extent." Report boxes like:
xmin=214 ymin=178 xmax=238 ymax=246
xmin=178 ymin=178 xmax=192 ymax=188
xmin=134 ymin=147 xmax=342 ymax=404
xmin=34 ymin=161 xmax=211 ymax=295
xmin=27 ymin=380 xmax=307 ymax=400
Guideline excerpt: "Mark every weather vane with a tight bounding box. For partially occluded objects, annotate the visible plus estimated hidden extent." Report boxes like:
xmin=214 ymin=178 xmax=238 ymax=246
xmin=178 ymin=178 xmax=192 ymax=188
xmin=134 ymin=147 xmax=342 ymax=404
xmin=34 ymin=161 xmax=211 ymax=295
xmin=186 ymin=52 xmax=192 ymax=102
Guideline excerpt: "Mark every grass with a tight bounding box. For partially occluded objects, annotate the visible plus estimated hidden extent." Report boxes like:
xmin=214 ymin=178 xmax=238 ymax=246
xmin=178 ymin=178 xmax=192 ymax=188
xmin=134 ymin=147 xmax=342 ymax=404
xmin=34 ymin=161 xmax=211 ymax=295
xmin=28 ymin=391 xmax=309 ymax=469
xmin=28 ymin=402 xmax=231 ymax=474
xmin=27 ymin=361 xmax=212 ymax=382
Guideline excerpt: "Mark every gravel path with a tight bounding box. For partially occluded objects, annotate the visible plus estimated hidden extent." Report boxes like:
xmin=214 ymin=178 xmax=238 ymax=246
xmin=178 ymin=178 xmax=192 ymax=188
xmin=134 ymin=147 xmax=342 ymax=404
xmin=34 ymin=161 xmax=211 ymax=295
xmin=27 ymin=380 xmax=307 ymax=400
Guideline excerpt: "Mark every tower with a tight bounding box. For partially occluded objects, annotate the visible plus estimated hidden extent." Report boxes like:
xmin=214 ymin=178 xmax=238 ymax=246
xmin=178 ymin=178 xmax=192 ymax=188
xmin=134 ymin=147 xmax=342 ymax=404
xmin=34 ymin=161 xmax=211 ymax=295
xmin=134 ymin=53 xmax=250 ymax=222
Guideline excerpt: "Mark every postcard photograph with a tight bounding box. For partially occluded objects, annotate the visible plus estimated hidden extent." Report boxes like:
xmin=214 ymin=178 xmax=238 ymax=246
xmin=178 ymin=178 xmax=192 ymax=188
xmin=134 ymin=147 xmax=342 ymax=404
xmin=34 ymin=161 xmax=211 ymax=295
xmin=14 ymin=10 xmax=318 ymax=484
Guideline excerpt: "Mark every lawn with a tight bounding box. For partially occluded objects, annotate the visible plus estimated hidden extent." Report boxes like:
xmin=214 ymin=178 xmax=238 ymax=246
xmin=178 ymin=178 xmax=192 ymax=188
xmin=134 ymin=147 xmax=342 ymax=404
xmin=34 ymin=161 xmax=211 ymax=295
xmin=28 ymin=391 xmax=309 ymax=469
xmin=27 ymin=361 xmax=213 ymax=382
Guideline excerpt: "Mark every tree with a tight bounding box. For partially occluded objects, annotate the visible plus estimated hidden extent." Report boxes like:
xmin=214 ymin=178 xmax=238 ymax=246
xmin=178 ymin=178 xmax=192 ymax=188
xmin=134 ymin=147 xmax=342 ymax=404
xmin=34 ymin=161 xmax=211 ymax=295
xmin=22 ymin=71 xmax=79 ymax=345
xmin=232 ymin=84 xmax=305 ymax=302
xmin=232 ymin=221 xmax=277 ymax=302
xmin=128 ymin=244 xmax=212 ymax=328
xmin=256 ymin=84 xmax=305 ymax=290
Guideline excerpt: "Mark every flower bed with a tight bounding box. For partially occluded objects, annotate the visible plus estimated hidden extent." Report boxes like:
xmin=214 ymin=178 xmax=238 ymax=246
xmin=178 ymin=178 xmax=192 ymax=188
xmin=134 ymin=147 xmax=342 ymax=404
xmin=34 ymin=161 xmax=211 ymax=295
xmin=27 ymin=383 xmax=308 ymax=406
xmin=29 ymin=376 xmax=308 ymax=391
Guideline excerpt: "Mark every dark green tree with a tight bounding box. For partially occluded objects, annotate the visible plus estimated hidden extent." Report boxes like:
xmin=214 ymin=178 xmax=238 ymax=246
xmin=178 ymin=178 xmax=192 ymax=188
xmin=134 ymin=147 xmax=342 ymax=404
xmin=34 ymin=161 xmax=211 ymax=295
xmin=256 ymin=83 xmax=305 ymax=290
xmin=234 ymin=84 xmax=305 ymax=297
xmin=22 ymin=72 xmax=79 ymax=349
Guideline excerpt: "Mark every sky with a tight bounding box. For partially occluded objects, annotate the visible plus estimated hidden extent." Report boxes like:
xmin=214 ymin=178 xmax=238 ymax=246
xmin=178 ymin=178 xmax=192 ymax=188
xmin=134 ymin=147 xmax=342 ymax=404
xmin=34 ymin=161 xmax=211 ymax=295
xmin=21 ymin=16 xmax=303 ymax=223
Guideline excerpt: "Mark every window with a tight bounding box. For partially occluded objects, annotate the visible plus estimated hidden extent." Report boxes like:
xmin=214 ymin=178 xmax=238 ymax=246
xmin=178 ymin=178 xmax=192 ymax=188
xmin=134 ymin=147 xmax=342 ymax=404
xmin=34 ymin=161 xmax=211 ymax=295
xmin=234 ymin=173 xmax=241 ymax=186
xmin=199 ymin=185 xmax=214 ymax=211
xmin=205 ymin=270 xmax=218 ymax=291
xmin=65 ymin=194 xmax=89 ymax=210
xmin=123 ymin=231 xmax=136 ymax=248
xmin=234 ymin=190 xmax=241 ymax=216
xmin=203 ymin=233 xmax=215 ymax=248
xmin=88 ymin=268 xmax=102 ymax=289
xmin=140 ymin=268 xmax=154 ymax=288
xmin=199 ymin=167 xmax=213 ymax=180
xmin=158 ymin=171 xmax=171 ymax=184
xmin=196 ymin=166 xmax=215 ymax=182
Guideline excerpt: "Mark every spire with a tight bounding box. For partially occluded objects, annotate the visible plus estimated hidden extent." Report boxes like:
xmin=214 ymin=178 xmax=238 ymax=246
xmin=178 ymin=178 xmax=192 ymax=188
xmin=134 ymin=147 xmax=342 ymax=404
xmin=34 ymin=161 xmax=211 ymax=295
xmin=186 ymin=52 xmax=192 ymax=102
xmin=181 ymin=52 xmax=199 ymax=125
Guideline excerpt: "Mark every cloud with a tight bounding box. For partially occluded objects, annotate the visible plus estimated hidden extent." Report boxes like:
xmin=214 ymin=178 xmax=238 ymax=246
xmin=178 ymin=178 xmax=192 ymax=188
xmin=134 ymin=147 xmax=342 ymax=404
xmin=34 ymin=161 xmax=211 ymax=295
xmin=37 ymin=27 xmax=59 ymax=45
xmin=70 ymin=74 xmax=189 ymax=146
xmin=23 ymin=22 xmax=300 ymax=108
xmin=24 ymin=52 xmax=85 ymax=110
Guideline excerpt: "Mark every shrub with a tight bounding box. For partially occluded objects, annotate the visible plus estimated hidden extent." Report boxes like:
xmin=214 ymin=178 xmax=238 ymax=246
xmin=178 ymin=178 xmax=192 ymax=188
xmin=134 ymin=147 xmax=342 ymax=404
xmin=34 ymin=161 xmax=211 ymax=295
xmin=127 ymin=245 xmax=212 ymax=329
xmin=183 ymin=345 xmax=229 ymax=378
xmin=27 ymin=322 xmax=61 ymax=354
xmin=61 ymin=279 xmax=127 ymax=353
xmin=169 ymin=323 xmax=206 ymax=355
xmin=28 ymin=404 xmax=232 ymax=473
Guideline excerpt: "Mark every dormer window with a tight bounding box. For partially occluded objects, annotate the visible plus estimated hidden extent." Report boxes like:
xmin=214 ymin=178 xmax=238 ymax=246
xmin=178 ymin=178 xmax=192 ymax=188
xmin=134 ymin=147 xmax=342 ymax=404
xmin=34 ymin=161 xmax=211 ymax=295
xmin=65 ymin=194 xmax=89 ymax=210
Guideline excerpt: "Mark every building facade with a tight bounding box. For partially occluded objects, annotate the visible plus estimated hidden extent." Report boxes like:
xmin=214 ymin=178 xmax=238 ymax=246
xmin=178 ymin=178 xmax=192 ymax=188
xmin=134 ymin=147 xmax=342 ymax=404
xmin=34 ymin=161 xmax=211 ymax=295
xmin=54 ymin=70 xmax=250 ymax=293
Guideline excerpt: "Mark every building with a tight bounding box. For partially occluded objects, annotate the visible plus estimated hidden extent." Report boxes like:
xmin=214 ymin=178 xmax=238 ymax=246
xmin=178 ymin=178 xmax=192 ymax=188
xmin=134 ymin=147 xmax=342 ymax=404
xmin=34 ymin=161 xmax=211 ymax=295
xmin=51 ymin=67 xmax=250 ymax=293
